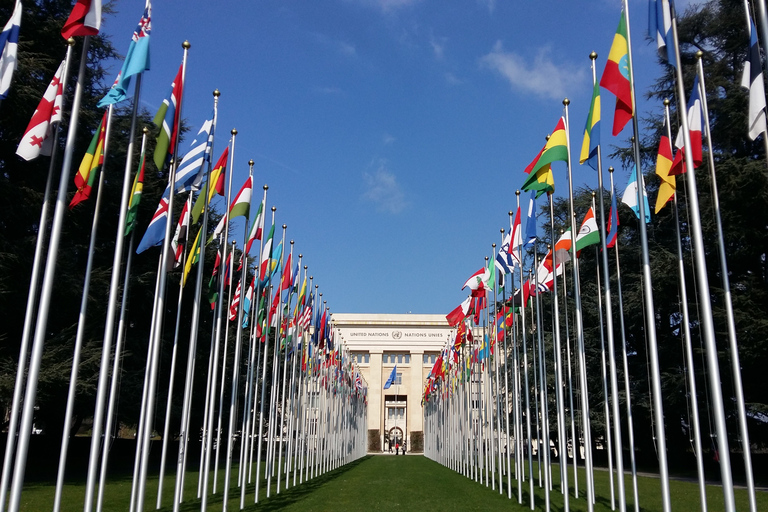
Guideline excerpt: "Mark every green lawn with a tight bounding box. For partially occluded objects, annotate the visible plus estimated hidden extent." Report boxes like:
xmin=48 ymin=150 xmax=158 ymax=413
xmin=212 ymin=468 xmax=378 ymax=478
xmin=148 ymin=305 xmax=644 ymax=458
xmin=15 ymin=455 xmax=768 ymax=511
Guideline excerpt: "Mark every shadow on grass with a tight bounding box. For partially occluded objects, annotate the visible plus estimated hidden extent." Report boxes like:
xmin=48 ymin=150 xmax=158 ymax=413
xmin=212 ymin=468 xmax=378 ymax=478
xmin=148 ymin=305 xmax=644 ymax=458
xmin=170 ymin=456 xmax=371 ymax=512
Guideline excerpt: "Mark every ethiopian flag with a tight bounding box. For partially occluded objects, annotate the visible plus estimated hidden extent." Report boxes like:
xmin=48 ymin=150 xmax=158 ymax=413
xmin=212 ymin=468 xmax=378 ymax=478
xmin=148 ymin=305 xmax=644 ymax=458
xmin=124 ymin=146 xmax=146 ymax=236
xmin=600 ymin=11 xmax=633 ymax=136
xmin=70 ymin=110 xmax=107 ymax=209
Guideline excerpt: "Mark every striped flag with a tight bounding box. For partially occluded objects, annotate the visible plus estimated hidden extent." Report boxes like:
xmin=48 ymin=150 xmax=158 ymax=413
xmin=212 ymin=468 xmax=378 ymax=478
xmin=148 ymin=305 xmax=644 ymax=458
xmin=125 ymin=146 xmax=146 ymax=236
xmin=169 ymin=194 xmax=191 ymax=270
xmin=241 ymin=275 xmax=255 ymax=328
xmin=136 ymin=196 xmax=168 ymax=253
xmin=0 ymin=0 xmax=21 ymax=100
xmin=600 ymin=10 xmax=633 ymax=135
xmin=182 ymin=228 xmax=201 ymax=286
xmin=654 ymin=124 xmax=675 ymax=213
xmin=649 ymin=0 xmax=676 ymax=68
xmin=190 ymin=146 xmax=228 ymax=224
xmin=522 ymin=117 xmax=566 ymax=198
xmin=153 ymin=64 xmax=183 ymax=170
xmin=580 ymin=82 xmax=601 ymax=170
xmin=670 ymin=75 xmax=703 ymax=175
xmin=258 ymin=222 xmax=275 ymax=285
xmin=575 ymin=207 xmax=600 ymax=251
xmin=173 ymin=111 xmax=214 ymax=194
xmin=16 ymin=60 xmax=65 ymax=161
xmin=69 ymin=110 xmax=108 ymax=209
xmin=622 ymin=165 xmax=650 ymax=224
xmin=606 ymin=181 xmax=619 ymax=248
xmin=245 ymin=199 xmax=265 ymax=255
xmin=211 ymin=176 xmax=253 ymax=240
xmin=741 ymin=17 xmax=767 ymax=141
xmin=229 ymin=279 xmax=242 ymax=321
xmin=61 ymin=0 xmax=101 ymax=39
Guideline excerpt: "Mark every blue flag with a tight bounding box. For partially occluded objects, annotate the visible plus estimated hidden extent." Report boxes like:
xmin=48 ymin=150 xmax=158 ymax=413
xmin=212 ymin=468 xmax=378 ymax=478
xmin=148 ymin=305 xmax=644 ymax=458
xmin=173 ymin=111 xmax=214 ymax=194
xmin=98 ymin=4 xmax=151 ymax=107
xmin=648 ymin=0 xmax=676 ymax=69
xmin=621 ymin=165 xmax=650 ymax=224
xmin=384 ymin=365 xmax=397 ymax=389
xmin=136 ymin=196 xmax=168 ymax=253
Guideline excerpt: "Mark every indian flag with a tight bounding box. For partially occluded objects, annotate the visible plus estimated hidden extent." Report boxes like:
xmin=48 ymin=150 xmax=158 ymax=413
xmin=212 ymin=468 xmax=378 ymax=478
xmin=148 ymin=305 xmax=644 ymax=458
xmin=575 ymin=207 xmax=600 ymax=251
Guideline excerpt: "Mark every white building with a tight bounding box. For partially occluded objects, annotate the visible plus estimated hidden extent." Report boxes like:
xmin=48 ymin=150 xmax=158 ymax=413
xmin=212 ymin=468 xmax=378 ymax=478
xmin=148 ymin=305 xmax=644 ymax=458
xmin=332 ymin=313 xmax=454 ymax=453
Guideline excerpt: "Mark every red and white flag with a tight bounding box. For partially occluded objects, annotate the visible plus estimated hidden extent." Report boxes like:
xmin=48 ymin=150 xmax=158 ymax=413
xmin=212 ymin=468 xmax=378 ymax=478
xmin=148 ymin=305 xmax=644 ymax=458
xmin=670 ymin=75 xmax=703 ymax=175
xmin=229 ymin=279 xmax=242 ymax=321
xmin=169 ymin=195 xmax=191 ymax=269
xmin=446 ymin=296 xmax=472 ymax=326
xmin=17 ymin=60 xmax=65 ymax=161
xmin=61 ymin=0 xmax=102 ymax=39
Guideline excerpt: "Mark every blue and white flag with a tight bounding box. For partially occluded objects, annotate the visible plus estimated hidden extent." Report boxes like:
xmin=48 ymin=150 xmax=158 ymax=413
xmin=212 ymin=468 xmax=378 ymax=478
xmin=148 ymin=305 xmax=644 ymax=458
xmin=741 ymin=18 xmax=767 ymax=141
xmin=494 ymin=231 xmax=514 ymax=275
xmin=649 ymin=0 xmax=676 ymax=68
xmin=98 ymin=2 xmax=151 ymax=107
xmin=384 ymin=365 xmax=397 ymax=389
xmin=622 ymin=165 xmax=650 ymax=224
xmin=0 ymin=0 xmax=22 ymax=100
xmin=136 ymin=196 xmax=168 ymax=253
xmin=173 ymin=112 xmax=214 ymax=194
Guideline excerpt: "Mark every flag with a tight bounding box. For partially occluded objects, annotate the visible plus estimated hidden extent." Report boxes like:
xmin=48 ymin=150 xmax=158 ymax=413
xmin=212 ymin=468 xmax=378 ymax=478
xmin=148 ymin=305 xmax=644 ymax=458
xmin=61 ymin=0 xmax=101 ymax=39
xmin=741 ymin=18 xmax=767 ymax=141
xmin=279 ymin=253 xmax=293 ymax=293
xmin=242 ymin=275 xmax=255 ymax=328
xmin=259 ymin=222 xmax=275 ymax=284
xmin=622 ymin=165 xmax=650 ymax=224
xmin=575 ymin=207 xmax=600 ymax=251
xmin=446 ymin=297 xmax=472 ymax=326
xmin=169 ymin=194 xmax=191 ymax=270
xmin=544 ymin=230 xmax=573 ymax=270
xmin=182 ymin=228 xmax=201 ymax=286
xmin=600 ymin=11 xmax=633 ymax=135
xmin=136 ymin=196 xmax=168 ymax=253
xmin=16 ymin=60 xmax=65 ymax=161
xmin=153 ymin=64 xmax=183 ymax=170
xmin=69 ymin=110 xmax=107 ymax=209
xmin=580 ymin=82 xmax=601 ymax=170
xmin=0 ymin=0 xmax=21 ymax=100
xmin=97 ymin=3 xmax=150 ymax=107
xmin=211 ymin=176 xmax=253 ymax=240
xmin=229 ymin=279 xmax=242 ymax=321
xmin=208 ymin=245 xmax=222 ymax=310
xmin=495 ymin=231 xmax=514 ymax=275
xmin=525 ymin=190 xmax=537 ymax=246
xmin=521 ymin=118 xmax=567 ymax=197
xmin=245 ymin=199 xmax=265 ymax=255
xmin=670 ymin=75 xmax=703 ymax=175
xmin=462 ymin=267 xmax=492 ymax=297
xmin=384 ymin=365 xmax=397 ymax=389
xmin=509 ymin=205 xmax=523 ymax=266
xmin=607 ymin=182 xmax=619 ymax=248
xmin=654 ymin=127 xmax=675 ymax=213
xmin=649 ymin=0 xmax=676 ymax=68
xmin=190 ymin=146 xmax=228 ymax=224
xmin=125 ymin=145 xmax=146 ymax=236
xmin=173 ymin=111 xmax=214 ymax=193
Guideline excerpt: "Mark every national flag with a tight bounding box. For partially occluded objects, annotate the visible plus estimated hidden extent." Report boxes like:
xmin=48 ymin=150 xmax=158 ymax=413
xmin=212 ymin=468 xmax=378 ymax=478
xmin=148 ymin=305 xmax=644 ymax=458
xmin=446 ymin=296 xmax=472 ymax=326
xmin=462 ymin=267 xmax=492 ymax=297
xmin=509 ymin=206 xmax=523 ymax=266
xmin=241 ymin=275 xmax=256 ymax=328
xmin=173 ymin=111 xmax=214 ymax=193
xmin=654 ymin=127 xmax=675 ymax=213
xmin=580 ymin=81 xmax=601 ymax=170
xmin=211 ymin=176 xmax=253 ymax=240
xmin=69 ymin=110 xmax=107 ymax=209
xmin=575 ymin=207 xmax=600 ymax=251
xmin=125 ymin=146 xmax=146 ymax=236
xmin=670 ymin=75 xmax=703 ymax=175
xmin=97 ymin=3 xmax=150 ymax=107
xmin=208 ymin=245 xmax=222 ymax=310
xmin=153 ymin=64 xmax=183 ymax=170
xmin=741 ymin=17 xmax=767 ymax=141
xmin=279 ymin=253 xmax=293 ymax=293
xmin=544 ymin=230 xmax=573 ymax=270
xmin=0 ymin=0 xmax=21 ymax=100
xmin=16 ymin=60 xmax=65 ymax=161
xmin=317 ymin=309 xmax=328 ymax=348
xmin=136 ymin=196 xmax=168 ymax=253
xmin=384 ymin=365 xmax=397 ymax=389
xmin=524 ymin=190 xmax=537 ymax=246
xmin=606 ymin=182 xmax=619 ymax=248
xmin=649 ymin=0 xmax=676 ymax=68
xmin=258 ymin=222 xmax=275 ymax=284
xmin=521 ymin=118 xmax=567 ymax=198
xmin=622 ymin=165 xmax=650 ymax=224
xmin=495 ymin=231 xmax=514 ymax=275
xmin=600 ymin=11 xmax=634 ymax=135
xmin=245 ymin=199 xmax=265 ymax=255
xmin=182 ymin=228 xmax=201 ymax=287
xmin=190 ymin=146 xmax=228 ymax=224
xmin=61 ymin=0 xmax=101 ymax=39
xmin=229 ymin=278 xmax=242 ymax=321
xmin=169 ymin=194 xmax=191 ymax=270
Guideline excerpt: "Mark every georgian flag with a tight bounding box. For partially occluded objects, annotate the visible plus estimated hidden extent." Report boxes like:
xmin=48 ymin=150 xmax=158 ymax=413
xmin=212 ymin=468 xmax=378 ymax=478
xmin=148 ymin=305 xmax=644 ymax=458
xmin=16 ymin=60 xmax=65 ymax=161
xmin=741 ymin=18 xmax=768 ymax=141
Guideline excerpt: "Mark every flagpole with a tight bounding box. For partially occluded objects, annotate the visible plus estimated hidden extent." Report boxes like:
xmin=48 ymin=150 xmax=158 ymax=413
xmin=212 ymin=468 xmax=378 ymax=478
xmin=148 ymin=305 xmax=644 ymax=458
xmin=534 ymin=246 xmax=551 ymax=511
xmin=499 ymin=232 xmax=512 ymax=500
xmin=0 ymin=38 xmax=75 ymax=512
xmin=53 ymin=104 xmax=114 ymax=512
xmin=622 ymin=2 xmax=674 ymax=509
xmin=175 ymin=89 xmax=220 ymax=511
xmin=491 ymin=244 xmax=503 ymax=495
xmin=7 ymin=36 xmax=91 ymax=512
xmin=667 ymin=4 xmax=733 ymax=511
xmin=276 ymin=241 xmax=295 ymax=494
xmin=696 ymin=50 xmax=757 ymax=512
xmin=84 ymin=61 xmax=146 ymax=512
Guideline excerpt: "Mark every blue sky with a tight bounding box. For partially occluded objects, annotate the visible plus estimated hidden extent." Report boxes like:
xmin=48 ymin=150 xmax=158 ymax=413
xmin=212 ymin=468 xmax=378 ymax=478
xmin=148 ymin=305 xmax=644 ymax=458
xmin=100 ymin=0 xmax=700 ymax=316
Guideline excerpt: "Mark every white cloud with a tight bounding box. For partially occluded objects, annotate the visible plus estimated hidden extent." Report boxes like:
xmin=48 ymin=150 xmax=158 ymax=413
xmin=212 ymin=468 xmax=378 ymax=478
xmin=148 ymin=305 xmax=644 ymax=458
xmin=445 ymin=72 xmax=462 ymax=85
xmin=382 ymin=133 xmax=396 ymax=145
xmin=314 ymin=86 xmax=343 ymax=95
xmin=430 ymin=34 xmax=447 ymax=61
xmin=311 ymin=32 xmax=357 ymax=57
xmin=351 ymin=0 xmax=422 ymax=12
xmin=477 ymin=0 xmax=496 ymax=13
xmin=362 ymin=160 xmax=407 ymax=214
xmin=480 ymin=41 xmax=587 ymax=100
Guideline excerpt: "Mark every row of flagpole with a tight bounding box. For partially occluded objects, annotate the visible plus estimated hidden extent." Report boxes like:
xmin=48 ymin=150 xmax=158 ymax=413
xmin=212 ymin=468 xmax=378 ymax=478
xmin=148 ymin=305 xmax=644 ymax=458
xmin=425 ymin=1 xmax=763 ymax=511
xmin=0 ymin=1 xmax=371 ymax=511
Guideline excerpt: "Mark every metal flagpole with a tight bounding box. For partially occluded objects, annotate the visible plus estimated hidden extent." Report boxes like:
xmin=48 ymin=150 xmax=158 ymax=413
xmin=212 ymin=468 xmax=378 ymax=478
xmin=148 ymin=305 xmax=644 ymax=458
xmin=696 ymin=50 xmax=756 ymax=512
xmin=53 ymin=105 xmax=114 ymax=512
xmin=0 ymin=39 xmax=74 ymax=512
xmin=276 ymin=241 xmax=294 ymax=494
xmin=558 ymin=237 xmax=578 ymax=501
xmin=534 ymin=247 xmax=551 ymax=511
xmin=8 ymin=37 xmax=92 ymax=512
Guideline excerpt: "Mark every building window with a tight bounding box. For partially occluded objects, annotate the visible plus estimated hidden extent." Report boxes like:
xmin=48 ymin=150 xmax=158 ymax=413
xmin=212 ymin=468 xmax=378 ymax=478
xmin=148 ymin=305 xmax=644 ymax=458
xmin=404 ymin=354 xmax=410 ymax=364
xmin=364 ymin=353 xmax=369 ymax=363
xmin=423 ymin=352 xmax=438 ymax=364
xmin=383 ymin=354 xmax=389 ymax=364
xmin=397 ymin=354 xmax=403 ymax=364
xmin=395 ymin=372 xmax=402 ymax=385
xmin=384 ymin=352 xmax=410 ymax=365
xmin=423 ymin=354 xmax=429 ymax=364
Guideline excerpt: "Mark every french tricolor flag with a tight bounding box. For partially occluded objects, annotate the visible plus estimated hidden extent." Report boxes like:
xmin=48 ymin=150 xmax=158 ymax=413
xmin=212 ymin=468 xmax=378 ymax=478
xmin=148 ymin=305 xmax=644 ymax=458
xmin=670 ymin=75 xmax=703 ymax=175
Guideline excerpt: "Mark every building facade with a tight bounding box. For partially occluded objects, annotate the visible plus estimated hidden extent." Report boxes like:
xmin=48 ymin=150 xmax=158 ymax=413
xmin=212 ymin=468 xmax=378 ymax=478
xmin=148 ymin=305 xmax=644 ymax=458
xmin=332 ymin=313 xmax=454 ymax=453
